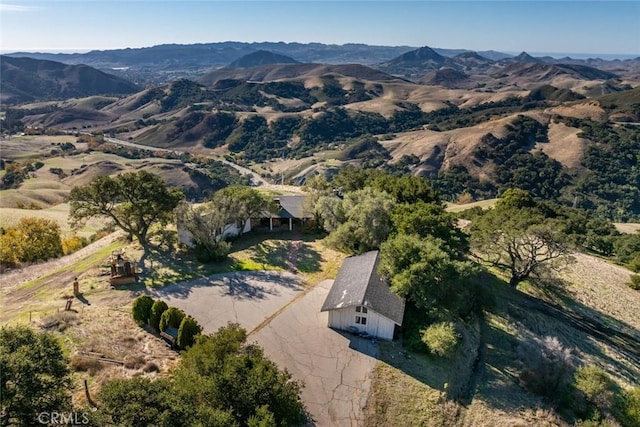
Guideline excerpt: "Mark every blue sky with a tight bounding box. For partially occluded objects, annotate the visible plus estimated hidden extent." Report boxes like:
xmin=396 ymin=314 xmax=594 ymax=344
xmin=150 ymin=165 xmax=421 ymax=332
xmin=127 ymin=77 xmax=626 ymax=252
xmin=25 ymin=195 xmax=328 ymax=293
xmin=1 ymin=1 xmax=638 ymax=57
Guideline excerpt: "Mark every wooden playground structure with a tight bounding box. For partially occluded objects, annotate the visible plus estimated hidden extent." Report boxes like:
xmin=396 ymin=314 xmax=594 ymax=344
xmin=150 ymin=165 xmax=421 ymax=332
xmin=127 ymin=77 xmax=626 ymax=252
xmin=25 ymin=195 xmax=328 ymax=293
xmin=109 ymin=249 xmax=138 ymax=285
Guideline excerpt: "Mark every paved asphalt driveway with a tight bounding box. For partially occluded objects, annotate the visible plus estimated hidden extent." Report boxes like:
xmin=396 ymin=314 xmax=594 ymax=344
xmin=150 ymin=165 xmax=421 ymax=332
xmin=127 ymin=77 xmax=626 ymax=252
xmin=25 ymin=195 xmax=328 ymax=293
xmin=251 ymin=279 xmax=379 ymax=427
xmin=148 ymin=271 xmax=304 ymax=333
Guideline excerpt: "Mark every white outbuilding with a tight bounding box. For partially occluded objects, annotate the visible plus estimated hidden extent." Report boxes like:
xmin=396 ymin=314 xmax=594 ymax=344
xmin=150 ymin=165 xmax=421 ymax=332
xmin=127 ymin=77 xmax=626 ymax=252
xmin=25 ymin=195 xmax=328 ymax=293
xmin=320 ymin=251 xmax=405 ymax=341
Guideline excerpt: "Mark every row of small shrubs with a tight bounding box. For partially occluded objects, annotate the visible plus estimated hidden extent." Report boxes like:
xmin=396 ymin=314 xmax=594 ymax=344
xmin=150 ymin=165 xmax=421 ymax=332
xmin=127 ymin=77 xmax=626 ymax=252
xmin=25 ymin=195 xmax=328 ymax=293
xmin=131 ymin=295 xmax=202 ymax=350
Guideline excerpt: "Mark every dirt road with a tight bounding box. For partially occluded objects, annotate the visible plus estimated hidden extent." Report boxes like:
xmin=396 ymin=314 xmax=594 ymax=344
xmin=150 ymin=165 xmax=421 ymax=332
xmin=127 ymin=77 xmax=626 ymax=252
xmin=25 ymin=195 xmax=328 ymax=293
xmin=103 ymin=136 xmax=268 ymax=186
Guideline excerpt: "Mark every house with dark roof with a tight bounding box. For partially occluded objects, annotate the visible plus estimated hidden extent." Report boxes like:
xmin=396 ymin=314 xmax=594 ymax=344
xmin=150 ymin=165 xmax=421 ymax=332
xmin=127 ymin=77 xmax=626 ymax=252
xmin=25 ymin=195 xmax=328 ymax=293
xmin=253 ymin=195 xmax=313 ymax=231
xmin=321 ymin=251 xmax=405 ymax=340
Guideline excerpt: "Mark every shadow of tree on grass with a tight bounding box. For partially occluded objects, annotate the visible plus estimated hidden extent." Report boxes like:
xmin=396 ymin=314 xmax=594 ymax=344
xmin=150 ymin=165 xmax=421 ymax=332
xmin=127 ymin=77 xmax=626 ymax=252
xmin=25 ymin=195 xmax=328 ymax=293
xmin=348 ymin=269 xmax=640 ymax=423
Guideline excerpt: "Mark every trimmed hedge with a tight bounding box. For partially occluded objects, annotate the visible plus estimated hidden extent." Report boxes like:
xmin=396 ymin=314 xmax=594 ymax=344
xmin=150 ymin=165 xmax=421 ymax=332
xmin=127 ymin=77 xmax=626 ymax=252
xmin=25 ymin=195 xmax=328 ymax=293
xmin=177 ymin=316 xmax=202 ymax=350
xmin=149 ymin=300 xmax=168 ymax=331
xmin=159 ymin=307 xmax=185 ymax=332
xmin=131 ymin=295 xmax=154 ymax=324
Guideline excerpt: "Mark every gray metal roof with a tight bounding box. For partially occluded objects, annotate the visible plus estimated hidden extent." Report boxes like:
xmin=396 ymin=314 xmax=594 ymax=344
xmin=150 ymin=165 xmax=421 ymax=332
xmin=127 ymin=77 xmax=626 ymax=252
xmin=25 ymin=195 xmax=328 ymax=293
xmin=321 ymin=251 xmax=405 ymax=325
xmin=273 ymin=195 xmax=309 ymax=219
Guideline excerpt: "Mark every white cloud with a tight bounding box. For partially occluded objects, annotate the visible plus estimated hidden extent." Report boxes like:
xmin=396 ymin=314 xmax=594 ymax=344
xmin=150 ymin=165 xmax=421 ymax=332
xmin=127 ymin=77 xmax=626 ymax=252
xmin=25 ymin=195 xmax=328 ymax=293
xmin=0 ymin=4 xmax=41 ymax=12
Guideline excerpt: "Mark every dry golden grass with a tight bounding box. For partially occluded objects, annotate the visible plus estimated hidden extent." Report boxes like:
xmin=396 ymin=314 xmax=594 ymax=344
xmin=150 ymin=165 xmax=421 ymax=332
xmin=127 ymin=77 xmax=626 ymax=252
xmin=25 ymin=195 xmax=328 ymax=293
xmin=553 ymin=253 xmax=640 ymax=331
xmin=614 ymin=223 xmax=640 ymax=234
xmin=445 ymin=198 xmax=498 ymax=213
xmin=549 ymin=101 xmax=606 ymax=121
xmin=0 ymin=203 xmax=104 ymax=237
xmin=381 ymin=129 xmax=450 ymax=163
xmin=364 ymin=362 xmax=457 ymax=427
xmin=438 ymin=114 xmax=519 ymax=179
xmin=344 ymin=98 xmax=402 ymax=117
xmin=536 ymin=121 xmax=587 ymax=169
xmin=65 ymin=307 xmax=178 ymax=407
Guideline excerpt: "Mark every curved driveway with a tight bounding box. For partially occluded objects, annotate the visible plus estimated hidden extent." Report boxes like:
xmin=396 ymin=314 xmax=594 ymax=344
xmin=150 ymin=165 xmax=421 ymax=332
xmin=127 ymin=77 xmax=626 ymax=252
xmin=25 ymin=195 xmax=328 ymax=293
xmin=150 ymin=274 xmax=379 ymax=426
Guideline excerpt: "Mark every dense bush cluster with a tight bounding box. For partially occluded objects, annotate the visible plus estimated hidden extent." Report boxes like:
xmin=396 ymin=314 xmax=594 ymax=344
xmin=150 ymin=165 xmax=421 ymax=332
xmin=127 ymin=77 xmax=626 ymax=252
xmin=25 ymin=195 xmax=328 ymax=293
xmin=0 ymin=159 xmax=45 ymax=190
xmin=132 ymin=295 xmax=200 ymax=351
xmin=0 ymin=217 xmax=64 ymax=267
xmin=91 ymin=324 xmax=306 ymax=427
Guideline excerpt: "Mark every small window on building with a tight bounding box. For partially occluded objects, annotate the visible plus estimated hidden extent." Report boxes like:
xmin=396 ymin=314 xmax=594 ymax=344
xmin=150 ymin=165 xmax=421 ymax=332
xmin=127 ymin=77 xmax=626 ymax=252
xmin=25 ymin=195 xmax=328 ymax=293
xmin=361 ymin=317 xmax=367 ymax=325
xmin=355 ymin=316 xmax=362 ymax=324
xmin=356 ymin=307 xmax=361 ymax=313
xmin=361 ymin=307 xmax=368 ymax=314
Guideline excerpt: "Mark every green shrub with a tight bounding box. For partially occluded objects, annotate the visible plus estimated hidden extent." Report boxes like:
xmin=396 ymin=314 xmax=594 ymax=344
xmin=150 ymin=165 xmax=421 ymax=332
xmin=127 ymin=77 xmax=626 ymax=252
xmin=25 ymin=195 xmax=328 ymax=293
xmin=627 ymin=275 xmax=640 ymax=291
xmin=159 ymin=307 xmax=185 ymax=332
xmin=131 ymin=296 xmax=154 ymax=324
xmin=177 ymin=316 xmax=202 ymax=350
xmin=421 ymin=321 xmax=459 ymax=358
xmin=619 ymin=387 xmax=640 ymax=427
xmin=627 ymin=254 xmax=640 ymax=273
xmin=194 ymin=241 xmax=231 ymax=263
xmin=149 ymin=300 xmax=168 ymax=331
xmin=574 ymin=365 xmax=616 ymax=413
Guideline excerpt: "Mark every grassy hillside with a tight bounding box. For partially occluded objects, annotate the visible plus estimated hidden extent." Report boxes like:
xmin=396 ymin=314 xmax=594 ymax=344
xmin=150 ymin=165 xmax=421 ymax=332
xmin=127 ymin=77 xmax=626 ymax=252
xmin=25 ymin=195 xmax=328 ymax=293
xmin=0 ymin=203 xmax=102 ymax=237
xmin=597 ymin=86 xmax=640 ymax=122
xmin=11 ymin=71 xmax=640 ymax=222
xmin=0 ymin=55 xmax=138 ymax=104
xmin=0 ymin=134 xmax=251 ymax=208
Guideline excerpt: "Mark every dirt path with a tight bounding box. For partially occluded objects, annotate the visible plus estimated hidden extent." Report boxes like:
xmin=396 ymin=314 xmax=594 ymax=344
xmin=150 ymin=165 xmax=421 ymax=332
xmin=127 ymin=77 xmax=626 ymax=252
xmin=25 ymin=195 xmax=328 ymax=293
xmin=0 ymin=231 xmax=123 ymax=290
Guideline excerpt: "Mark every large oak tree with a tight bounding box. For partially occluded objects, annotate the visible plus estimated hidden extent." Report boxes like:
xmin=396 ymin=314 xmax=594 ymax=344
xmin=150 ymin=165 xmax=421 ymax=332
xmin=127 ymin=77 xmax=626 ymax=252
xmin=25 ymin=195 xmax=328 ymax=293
xmin=315 ymin=187 xmax=396 ymax=254
xmin=69 ymin=170 xmax=183 ymax=245
xmin=470 ymin=189 xmax=572 ymax=288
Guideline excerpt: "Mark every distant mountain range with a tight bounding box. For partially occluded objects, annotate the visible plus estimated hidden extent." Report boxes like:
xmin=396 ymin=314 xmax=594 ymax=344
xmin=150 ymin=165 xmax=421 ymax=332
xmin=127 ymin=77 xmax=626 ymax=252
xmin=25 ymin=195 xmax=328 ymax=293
xmin=3 ymin=42 xmax=511 ymax=85
xmin=5 ymin=40 xmax=639 ymax=222
xmin=2 ymin=44 xmax=636 ymax=105
xmin=5 ymin=41 xmax=512 ymax=68
xmin=6 ymin=42 xmax=637 ymax=87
